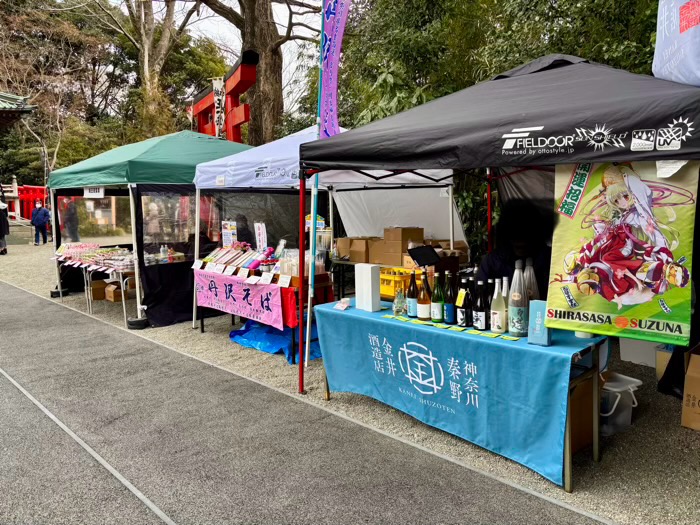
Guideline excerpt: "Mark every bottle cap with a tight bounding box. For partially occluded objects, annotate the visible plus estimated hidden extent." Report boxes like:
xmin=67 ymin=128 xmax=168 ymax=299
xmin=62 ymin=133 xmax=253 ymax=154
xmin=495 ymin=278 xmax=501 ymax=284
xmin=515 ymin=260 xmax=523 ymax=269
xmin=526 ymin=257 xmax=533 ymax=266
xmin=477 ymin=280 xmax=484 ymax=285
xmin=487 ymin=278 xmax=493 ymax=282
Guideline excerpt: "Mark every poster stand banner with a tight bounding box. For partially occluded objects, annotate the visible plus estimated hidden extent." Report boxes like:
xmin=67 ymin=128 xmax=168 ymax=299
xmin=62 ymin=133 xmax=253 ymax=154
xmin=195 ymin=269 xmax=284 ymax=330
xmin=546 ymin=161 xmax=698 ymax=345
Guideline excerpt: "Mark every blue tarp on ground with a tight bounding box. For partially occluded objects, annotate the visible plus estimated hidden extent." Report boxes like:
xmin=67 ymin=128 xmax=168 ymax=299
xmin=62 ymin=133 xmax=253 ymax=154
xmin=230 ymin=320 xmax=322 ymax=364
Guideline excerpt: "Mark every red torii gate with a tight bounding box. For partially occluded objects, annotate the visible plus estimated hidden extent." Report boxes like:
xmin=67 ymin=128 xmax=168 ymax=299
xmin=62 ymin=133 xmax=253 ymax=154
xmin=192 ymin=50 xmax=258 ymax=143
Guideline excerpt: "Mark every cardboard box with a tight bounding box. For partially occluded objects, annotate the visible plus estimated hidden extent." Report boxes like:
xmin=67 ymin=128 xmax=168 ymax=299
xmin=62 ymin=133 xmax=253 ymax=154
xmin=681 ymin=351 xmax=700 ymax=431
xmin=336 ymin=237 xmax=352 ymax=259
xmin=656 ymin=346 xmax=691 ymax=381
xmin=368 ymin=239 xmax=385 ymax=264
xmin=384 ymin=227 xmax=424 ymax=244
xmin=527 ymin=300 xmax=551 ymax=346
xmin=105 ymin=284 xmax=128 ymax=302
xmin=349 ymin=238 xmax=376 ymax=263
xmin=403 ymin=253 xmax=419 ymax=269
xmin=91 ymin=279 xmax=108 ymax=301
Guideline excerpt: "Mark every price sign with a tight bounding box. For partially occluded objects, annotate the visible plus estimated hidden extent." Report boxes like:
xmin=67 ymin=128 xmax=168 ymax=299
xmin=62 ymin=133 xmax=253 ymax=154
xmin=191 ymin=260 xmax=204 ymax=270
xmin=245 ymin=275 xmax=261 ymax=285
xmin=223 ymin=266 xmax=236 ymax=276
xmin=238 ymin=268 xmax=249 ymax=278
xmin=259 ymin=272 xmax=274 ymax=285
xmin=83 ymin=186 xmax=105 ymax=199
xmin=277 ymin=274 xmax=292 ymax=288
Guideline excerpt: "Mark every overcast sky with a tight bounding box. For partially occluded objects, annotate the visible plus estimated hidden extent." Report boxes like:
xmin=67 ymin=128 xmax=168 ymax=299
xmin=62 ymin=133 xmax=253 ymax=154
xmin=181 ymin=1 xmax=321 ymax=111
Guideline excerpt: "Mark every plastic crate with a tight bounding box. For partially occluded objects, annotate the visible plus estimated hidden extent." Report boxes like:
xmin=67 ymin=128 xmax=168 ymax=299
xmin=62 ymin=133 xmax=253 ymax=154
xmin=380 ymin=268 xmax=423 ymax=298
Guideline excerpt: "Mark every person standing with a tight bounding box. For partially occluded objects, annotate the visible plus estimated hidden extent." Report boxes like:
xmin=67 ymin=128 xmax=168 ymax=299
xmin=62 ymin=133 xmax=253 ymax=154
xmin=64 ymin=199 xmax=80 ymax=242
xmin=0 ymin=200 xmax=9 ymax=255
xmin=31 ymin=200 xmax=50 ymax=246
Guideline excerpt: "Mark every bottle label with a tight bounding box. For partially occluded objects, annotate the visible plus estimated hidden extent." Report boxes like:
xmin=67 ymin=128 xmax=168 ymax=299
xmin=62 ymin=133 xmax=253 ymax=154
xmin=430 ymin=303 xmax=443 ymax=321
xmin=406 ymin=298 xmax=418 ymax=317
xmin=511 ymin=292 xmax=523 ymax=301
xmin=490 ymin=311 xmax=504 ymax=332
xmin=417 ymin=303 xmax=431 ymax=319
xmin=509 ymin=306 xmax=528 ymax=335
xmin=456 ymin=289 xmax=466 ymax=307
xmin=443 ymin=304 xmax=456 ymax=324
xmin=473 ymin=311 xmax=486 ymax=330
xmin=457 ymin=309 xmax=465 ymax=325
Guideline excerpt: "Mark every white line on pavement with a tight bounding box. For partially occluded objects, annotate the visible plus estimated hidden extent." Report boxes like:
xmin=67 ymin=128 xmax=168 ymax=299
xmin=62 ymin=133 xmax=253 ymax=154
xmin=0 ymin=365 xmax=178 ymax=525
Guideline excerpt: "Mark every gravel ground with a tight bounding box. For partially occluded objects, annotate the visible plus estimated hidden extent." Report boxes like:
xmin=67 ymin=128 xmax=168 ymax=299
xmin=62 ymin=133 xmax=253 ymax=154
xmin=1 ymin=241 xmax=699 ymax=525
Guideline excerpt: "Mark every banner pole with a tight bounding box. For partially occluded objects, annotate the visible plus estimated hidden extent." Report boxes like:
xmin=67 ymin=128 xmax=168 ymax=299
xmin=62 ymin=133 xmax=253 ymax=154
xmin=304 ymin=7 xmax=327 ymax=369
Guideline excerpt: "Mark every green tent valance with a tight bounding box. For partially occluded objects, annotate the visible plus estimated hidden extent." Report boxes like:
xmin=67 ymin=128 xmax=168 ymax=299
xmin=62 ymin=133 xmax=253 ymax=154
xmin=49 ymin=131 xmax=252 ymax=189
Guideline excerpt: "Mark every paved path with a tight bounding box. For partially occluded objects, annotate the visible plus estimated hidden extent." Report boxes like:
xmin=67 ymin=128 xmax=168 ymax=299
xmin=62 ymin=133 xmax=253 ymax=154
xmin=0 ymin=282 xmax=606 ymax=525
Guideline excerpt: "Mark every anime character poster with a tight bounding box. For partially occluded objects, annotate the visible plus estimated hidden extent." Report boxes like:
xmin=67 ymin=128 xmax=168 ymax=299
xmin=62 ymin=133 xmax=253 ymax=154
xmin=546 ymin=162 xmax=698 ymax=345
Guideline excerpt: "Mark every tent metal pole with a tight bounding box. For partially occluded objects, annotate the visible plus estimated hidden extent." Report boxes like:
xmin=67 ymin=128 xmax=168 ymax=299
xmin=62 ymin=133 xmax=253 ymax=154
xmin=448 ymin=185 xmax=454 ymax=251
xmin=329 ymin=189 xmax=334 ymax=241
xmin=129 ymin=184 xmax=144 ymax=319
xmin=50 ymin=189 xmax=63 ymax=302
xmin=192 ymin=188 xmax=201 ymax=329
xmin=298 ymin=173 xmax=306 ymax=394
xmin=304 ymin=177 xmax=319 ymax=368
xmin=486 ymin=169 xmax=493 ymax=253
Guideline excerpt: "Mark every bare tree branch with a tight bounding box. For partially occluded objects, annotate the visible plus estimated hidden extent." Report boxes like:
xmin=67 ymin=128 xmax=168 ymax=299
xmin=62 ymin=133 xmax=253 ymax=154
xmin=199 ymin=0 xmax=244 ymax=30
xmin=272 ymin=0 xmax=320 ymax=11
xmin=91 ymin=0 xmax=140 ymax=50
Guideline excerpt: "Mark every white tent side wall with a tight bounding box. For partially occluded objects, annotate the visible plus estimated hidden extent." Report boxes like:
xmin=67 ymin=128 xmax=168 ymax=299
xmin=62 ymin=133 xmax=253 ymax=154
xmin=333 ymin=187 xmax=467 ymax=245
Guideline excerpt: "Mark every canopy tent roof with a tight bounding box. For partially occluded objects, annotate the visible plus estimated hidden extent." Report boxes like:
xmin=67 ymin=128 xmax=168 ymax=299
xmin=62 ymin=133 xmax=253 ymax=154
xmin=300 ymin=55 xmax=700 ymax=174
xmin=195 ymin=125 xmax=452 ymax=189
xmin=195 ymin=126 xmax=319 ymax=189
xmin=49 ymin=131 xmax=252 ymax=189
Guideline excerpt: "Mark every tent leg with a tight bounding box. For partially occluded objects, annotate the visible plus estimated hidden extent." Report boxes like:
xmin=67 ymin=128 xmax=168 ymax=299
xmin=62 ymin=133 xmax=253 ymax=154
xmin=298 ymin=173 xmax=306 ymax=394
xmin=50 ymin=189 xmax=64 ymax=303
xmin=448 ymin=185 xmax=454 ymax=251
xmin=192 ymin=188 xmax=201 ymax=329
xmin=128 ymin=184 xmax=144 ymax=319
xmin=486 ymin=169 xmax=493 ymax=253
xmin=305 ymin=179 xmax=319 ymax=368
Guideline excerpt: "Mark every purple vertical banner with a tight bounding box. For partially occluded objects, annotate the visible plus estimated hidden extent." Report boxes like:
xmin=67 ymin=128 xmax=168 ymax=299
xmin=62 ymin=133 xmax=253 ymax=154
xmin=320 ymin=0 xmax=352 ymax=139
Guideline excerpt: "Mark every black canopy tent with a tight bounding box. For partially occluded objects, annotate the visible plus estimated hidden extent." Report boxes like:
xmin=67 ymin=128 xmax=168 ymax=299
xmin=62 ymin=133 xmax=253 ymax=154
xmin=301 ymin=55 xmax=700 ymax=171
xmin=298 ymin=54 xmax=700 ymax=393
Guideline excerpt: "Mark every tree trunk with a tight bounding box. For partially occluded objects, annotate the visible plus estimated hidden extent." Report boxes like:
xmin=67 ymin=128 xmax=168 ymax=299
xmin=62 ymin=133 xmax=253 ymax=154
xmin=241 ymin=1 xmax=284 ymax=145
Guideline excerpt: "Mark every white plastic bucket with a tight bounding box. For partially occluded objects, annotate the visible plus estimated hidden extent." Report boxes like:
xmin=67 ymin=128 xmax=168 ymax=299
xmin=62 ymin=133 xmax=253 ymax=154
xmin=600 ymin=372 xmax=642 ymax=437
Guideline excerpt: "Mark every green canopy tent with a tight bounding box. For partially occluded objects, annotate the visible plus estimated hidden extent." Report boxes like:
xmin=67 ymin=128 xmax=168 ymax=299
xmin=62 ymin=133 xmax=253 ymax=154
xmin=48 ymin=131 xmax=252 ymax=326
xmin=49 ymin=130 xmax=251 ymax=188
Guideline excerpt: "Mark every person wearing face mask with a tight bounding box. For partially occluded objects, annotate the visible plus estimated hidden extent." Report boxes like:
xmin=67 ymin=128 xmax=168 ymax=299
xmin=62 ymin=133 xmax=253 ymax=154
xmin=30 ymin=200 xmax=51 ymax=246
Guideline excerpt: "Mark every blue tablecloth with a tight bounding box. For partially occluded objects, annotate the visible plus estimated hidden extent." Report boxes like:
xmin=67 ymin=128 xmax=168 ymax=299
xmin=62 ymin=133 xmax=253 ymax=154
xmin=314 ymin=301 xmax=605 ymax=486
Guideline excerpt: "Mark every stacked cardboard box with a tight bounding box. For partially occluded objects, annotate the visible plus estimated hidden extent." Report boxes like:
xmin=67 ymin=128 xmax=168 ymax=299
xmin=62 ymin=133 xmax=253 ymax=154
xmin=105 ymin=283 xmax=128 ymax=302
xmin=682 ymin=351 xmax=700 ymax=431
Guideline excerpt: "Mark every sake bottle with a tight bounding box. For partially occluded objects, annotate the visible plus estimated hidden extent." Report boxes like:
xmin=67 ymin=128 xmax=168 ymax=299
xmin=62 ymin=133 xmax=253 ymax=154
xmin=524 ymin=257 xmax=540 ymax=301
xmin=456 ymin=277 xmax=470 ymax=327
xmin=417 ymin=273 xmax=431 ymax=321
xmin=508 ymin=260 xmax=529 ymax=336
xmin=490 ymin=278 xmax=506 ymax=334
xmin=473 ymin=280 xmax=487 ymax=331
xmin=443 ymin=271 xmax=456 ymax=325
xmin=501 ymin=275 xmax=510 ymax=330
xmin=431 ymin=272 xmax=444 ymax=323
xmin=406 ymin=270 xmax=419 ymax=318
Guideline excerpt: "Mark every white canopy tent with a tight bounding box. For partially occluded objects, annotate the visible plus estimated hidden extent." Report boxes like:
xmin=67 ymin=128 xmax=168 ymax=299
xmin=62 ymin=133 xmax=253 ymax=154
xmin=194 ymin=126 xmax=467 ymax=243
xmin=194 ymin=127 xmax=468 ymax=385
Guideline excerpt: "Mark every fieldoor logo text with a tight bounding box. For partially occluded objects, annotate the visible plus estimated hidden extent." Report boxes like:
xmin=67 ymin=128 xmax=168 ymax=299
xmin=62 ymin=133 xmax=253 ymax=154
xmin=501 ymin=126 xmax=545 ymax=149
